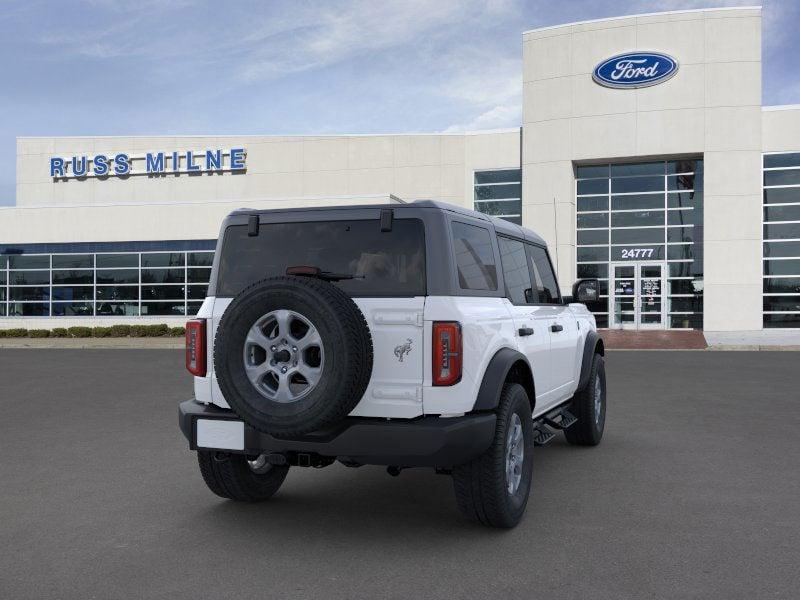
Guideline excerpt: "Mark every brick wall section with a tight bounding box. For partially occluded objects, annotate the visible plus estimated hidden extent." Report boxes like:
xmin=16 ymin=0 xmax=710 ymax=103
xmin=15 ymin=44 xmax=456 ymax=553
xmin=600 ymin=330 xmax=708 ymax=349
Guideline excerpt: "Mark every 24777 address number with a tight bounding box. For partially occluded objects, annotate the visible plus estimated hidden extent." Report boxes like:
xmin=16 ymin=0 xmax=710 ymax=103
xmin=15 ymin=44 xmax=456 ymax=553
xmin=620 ymin=248 xmax=656 ymax=259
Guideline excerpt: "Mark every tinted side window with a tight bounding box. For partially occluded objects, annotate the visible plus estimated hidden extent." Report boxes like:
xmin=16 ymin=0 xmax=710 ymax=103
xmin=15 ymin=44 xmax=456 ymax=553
xmin=498 ymin=237 xmax=533 ymax=304
xmin=451 ymin=222 xmax=498 ymax=291
xmin=526 ymin=244 xmax=561 ymax=303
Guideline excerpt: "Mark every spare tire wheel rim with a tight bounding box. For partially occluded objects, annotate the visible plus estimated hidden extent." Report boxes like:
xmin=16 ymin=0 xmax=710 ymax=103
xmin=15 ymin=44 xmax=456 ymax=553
xmin=242 ymin=309 xmax=325 ymax=403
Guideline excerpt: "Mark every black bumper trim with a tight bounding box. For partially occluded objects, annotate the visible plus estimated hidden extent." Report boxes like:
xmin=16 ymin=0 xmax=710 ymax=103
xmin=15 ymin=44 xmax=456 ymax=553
xmin=179 ymin=399 xmax=496 ymax=468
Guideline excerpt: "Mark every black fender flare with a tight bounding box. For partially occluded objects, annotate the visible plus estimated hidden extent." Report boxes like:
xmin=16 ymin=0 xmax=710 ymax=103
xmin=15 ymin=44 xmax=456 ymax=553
xmin=472 ymin=348 xmax=535 ymax=412
xmin=577 ymin=330 xmax=605 ymax=392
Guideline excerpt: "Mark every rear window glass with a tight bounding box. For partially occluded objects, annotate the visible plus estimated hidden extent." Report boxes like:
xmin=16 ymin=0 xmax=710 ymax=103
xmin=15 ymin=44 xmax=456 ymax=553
xmin=216 ymin=219 xmax=426 ymax=297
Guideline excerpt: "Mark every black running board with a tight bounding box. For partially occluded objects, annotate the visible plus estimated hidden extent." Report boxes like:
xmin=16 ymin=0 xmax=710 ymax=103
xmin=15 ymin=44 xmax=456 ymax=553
xmin=532 ymin=406 xmax=577 ymax=446
xmin=533 ymin=425 xmax=556 ymax=446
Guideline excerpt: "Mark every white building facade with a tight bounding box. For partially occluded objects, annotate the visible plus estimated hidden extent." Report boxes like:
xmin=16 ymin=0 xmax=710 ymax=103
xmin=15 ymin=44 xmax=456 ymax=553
xmin=2 ymin=6 xmax=799 ymax=333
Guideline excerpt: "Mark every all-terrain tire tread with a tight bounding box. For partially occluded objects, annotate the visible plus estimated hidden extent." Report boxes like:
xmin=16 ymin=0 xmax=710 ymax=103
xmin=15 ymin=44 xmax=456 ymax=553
xmin=452 ymin=383 xmax=532 ymax=528
xmin=564 ymin=353 xmax=604 ymax=446
xmin=197 ymin=450 xmax=230 ymax=498
xmin=214 ymin=275 xmax=373 ymax=437
xmin=197 ymin=451 xmax=289 ymax=502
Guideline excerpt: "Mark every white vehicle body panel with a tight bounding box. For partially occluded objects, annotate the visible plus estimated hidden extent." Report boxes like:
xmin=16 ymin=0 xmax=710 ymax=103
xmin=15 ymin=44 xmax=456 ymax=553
xmin=194 ymin=294 xmax=597 ymax=420
xmin=196 ymin=295 xmax=426 ymax=419
xmin=533 ymin=305 xmax=581 ymax=413
xmin=347 ymin=297 xmax=425 ymax=418
xmin=502 ymin=300 xmax=557 ymax=408
xmin=422 ymin=296 xmax=517 ymax=416
xmin=569 ymin=302 xmax=597 ymax=376
xmin=547 ymin=308 xmax=580 ymax=403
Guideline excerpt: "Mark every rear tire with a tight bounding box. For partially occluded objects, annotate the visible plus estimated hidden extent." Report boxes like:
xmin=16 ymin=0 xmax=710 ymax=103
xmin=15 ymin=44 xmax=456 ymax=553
xmin=564 ymin=353 xmax=606 ymax=446
xmin=452 ymin=383 xmax=534 ymax=528
xmin=197 ymin=451 xmax=289 ymax=501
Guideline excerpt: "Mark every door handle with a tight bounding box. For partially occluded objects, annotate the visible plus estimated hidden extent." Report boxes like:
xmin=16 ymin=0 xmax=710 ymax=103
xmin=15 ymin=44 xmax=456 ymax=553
xmin=518 ymin=327 xmax=534 ymax=337
xmin=550 ymin=323 xmax=564 ymax=333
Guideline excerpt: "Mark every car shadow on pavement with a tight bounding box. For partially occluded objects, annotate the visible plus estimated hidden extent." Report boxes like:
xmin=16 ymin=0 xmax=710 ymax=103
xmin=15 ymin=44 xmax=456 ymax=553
xmin=198 ymin=465 xmax=482 ymax=537
xmin=189 ymin=440 xmax=580 ymax=542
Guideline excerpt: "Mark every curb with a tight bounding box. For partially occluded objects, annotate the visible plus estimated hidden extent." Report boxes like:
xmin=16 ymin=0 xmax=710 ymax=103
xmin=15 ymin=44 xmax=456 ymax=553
xmin=0 ymin=338 xmax=184 ymax=349
xmin=707 ymin=344 xmax=800 ymax=351
xmin=607 ymin=345 xmax=800 ymax=351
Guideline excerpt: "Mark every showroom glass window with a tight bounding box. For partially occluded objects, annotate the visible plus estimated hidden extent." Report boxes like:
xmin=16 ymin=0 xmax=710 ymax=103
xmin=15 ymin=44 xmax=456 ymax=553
xmin=0 ymin=249 xmax=214 ymax=318
xmin=763 ymin=152 xmax=800 ymax=328
xmin=474 ymin=169 xmax=522 ymax=225
xmin=575 ymin=159 xmax=704 ymax=328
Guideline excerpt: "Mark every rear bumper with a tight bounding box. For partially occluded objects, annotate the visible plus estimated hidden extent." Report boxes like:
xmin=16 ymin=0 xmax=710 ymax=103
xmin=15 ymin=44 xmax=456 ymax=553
xmin=179 ymin=399 xmax=496 ymax=468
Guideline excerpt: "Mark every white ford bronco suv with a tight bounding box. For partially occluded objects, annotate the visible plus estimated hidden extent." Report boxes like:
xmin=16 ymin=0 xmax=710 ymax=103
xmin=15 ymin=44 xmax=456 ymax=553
xmin=179 ymin=200 xmax=605 ymax=528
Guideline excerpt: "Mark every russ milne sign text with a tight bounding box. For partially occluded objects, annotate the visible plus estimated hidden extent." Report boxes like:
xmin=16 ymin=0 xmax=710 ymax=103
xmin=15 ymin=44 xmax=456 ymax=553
xmin=50 ymin=148 xmax=247 ymax=179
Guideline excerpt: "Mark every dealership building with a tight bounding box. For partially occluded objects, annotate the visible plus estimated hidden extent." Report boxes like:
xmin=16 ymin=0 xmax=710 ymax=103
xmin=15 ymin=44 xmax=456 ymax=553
xmin=1 ymin=6 xmax=799 ymax=334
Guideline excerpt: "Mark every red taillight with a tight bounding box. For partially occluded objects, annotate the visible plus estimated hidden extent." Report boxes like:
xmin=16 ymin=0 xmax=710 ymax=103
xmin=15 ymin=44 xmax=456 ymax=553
xmin=433 ymin=321 xmax=462 ymax=386
xmin=185 ymin=319 xmax=207 ymax=377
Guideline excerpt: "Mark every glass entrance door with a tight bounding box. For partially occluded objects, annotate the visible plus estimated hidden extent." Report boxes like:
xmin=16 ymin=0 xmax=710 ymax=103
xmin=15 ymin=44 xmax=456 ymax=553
xmin=610 ymin=262 xmax=666 ymax=330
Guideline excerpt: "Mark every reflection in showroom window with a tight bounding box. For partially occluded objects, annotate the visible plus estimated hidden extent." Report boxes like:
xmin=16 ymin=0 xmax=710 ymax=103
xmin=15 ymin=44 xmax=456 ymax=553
xmin=576 ymin=160 xmax=704 ymax=329
xmin=763 ymin=152 xmax=800 ymax=328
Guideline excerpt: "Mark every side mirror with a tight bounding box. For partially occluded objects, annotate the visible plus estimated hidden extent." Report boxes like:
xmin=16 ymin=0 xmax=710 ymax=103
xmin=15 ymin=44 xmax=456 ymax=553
xmin=572 ymin=278 xmax=599 ymax=303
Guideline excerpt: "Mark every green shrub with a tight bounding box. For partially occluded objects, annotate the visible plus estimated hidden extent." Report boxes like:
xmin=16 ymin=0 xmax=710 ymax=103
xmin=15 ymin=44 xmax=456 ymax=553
xmin=129 ymin=325 xmax=148 ymax=338
xmin=144 ymin=324 xmax=169 ymax=337
xmin=3 ymin=328 xmax=28 ymax=337
xmin=109 ymin=324 xmax=132 ymax=337
xmin=0 ymin=323 xmax=180 ymax=339
xmin=67 ymin=326 xmax=93 ymax=338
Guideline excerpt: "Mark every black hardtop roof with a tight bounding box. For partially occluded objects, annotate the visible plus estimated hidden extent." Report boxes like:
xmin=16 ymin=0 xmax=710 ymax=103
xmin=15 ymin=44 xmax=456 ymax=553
xmin=229 ymin=199 xmax=547 ymax=246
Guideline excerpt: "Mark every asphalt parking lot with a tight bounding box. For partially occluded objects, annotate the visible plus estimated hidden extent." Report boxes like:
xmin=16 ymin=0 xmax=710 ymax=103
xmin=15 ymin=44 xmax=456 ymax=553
xmin=1 ymin=350 xmax=798 ymax=599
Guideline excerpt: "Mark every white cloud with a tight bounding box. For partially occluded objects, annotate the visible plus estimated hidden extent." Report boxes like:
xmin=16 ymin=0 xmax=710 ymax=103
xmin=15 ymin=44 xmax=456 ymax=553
xmin=228 ymin=0 xmax=526 ymax=132
xmin=761 ymin=0 xmax=799 ymax=52
xmin=769 ymin=79 xmax=800 ymax=107
xmin=33 ymin=0 xmax=191 ymax=59
xmin=437 ymin=53 xmax=522 ymax=131
xmin=442 ymin=103 xmax=521 ymax=132
xmin=235 ymin=0 xmax=494 ymax=82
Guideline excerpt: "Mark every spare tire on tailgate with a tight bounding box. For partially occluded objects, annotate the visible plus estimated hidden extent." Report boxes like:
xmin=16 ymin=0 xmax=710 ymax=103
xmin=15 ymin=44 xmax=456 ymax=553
xmin=214 ymin=276 xmax=373 ymax=437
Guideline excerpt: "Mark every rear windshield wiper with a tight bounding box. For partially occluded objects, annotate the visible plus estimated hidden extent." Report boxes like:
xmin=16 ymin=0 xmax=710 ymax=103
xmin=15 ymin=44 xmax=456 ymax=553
xmin=285 ymin=265 xmax=364 ymax=282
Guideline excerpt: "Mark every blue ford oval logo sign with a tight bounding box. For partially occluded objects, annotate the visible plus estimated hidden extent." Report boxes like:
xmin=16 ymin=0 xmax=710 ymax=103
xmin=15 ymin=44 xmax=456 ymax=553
xmin=593 ymin=52 xmax=678 ymax=89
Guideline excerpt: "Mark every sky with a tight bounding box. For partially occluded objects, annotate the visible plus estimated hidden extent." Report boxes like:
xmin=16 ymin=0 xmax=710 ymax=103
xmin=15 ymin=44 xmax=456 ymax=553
xmin=1 ymin=0 xmax=798 ymax=206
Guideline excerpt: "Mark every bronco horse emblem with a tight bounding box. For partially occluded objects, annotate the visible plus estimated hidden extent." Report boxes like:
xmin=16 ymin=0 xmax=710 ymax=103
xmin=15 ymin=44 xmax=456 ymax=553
xmin=394 ymin=338 xmax=413 ymax=362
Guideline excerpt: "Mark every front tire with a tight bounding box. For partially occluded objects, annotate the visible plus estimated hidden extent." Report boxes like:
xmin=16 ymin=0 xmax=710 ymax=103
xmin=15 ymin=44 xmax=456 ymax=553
xmin=197 ymin=451 xmax=289 ymax=501
xmin=564 ymin=353 xmax=606 ymax=446
xmin=452 ymin=383 xmax=534 ymax=528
